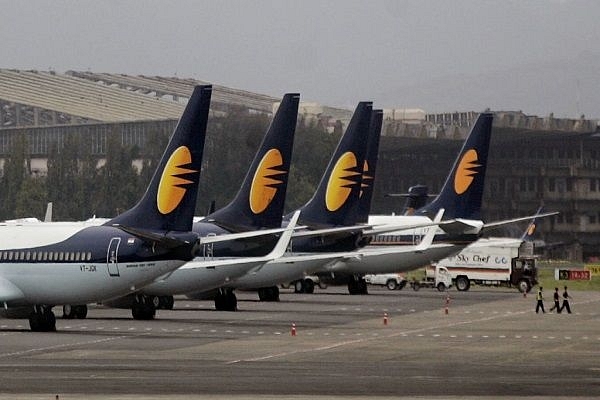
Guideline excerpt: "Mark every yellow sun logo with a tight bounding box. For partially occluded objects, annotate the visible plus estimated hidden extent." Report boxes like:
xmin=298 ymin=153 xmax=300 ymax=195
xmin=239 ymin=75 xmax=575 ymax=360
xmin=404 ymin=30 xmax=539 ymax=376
xmin=249 ymin=148 xmax=286 ymax=214
xmin=156 ymin=146 xmax=197 ymax=214
xmin=325 ymin=152 xmax=361 ymax=211
xmin=454 ymin=149 xmax=480 ymax=195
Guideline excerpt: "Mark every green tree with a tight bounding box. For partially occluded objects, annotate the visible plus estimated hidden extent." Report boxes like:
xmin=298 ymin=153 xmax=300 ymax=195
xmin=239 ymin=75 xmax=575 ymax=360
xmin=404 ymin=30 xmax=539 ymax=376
xmin=14 ymin=176 xmax=48 ymax=219
xmin=0 ymin=134 xmax=29 ymax=219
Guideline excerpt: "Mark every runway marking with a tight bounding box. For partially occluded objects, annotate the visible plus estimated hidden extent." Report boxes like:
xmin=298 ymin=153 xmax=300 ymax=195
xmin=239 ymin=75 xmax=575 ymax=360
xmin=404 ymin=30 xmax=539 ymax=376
xmin=0 ymin=333 xmax=149 ymax=359
xmin=224 ymin=304 xmax=583 ymax=364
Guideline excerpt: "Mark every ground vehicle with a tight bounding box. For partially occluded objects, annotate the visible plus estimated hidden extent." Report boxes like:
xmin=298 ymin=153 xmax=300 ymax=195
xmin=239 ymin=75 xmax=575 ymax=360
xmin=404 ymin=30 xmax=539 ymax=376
xmin=365 ymin=273 xmax=407 ymax=290
xmin=427 ymin=238 xmax=537 ymax=293
xmin=410 ymin=266 xmax=452 ymax=291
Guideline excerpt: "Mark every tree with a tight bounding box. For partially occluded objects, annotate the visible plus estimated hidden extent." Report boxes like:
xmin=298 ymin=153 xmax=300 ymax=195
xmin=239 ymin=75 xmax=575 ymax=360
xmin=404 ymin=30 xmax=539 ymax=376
xmin=0 ymin=134 xmax=29 ymax=219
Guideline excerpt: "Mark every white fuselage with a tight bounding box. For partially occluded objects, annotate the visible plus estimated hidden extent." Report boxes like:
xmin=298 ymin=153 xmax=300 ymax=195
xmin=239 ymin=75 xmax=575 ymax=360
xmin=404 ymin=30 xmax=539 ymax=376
xmin=0 ymin=223 xmax=190 ymax=306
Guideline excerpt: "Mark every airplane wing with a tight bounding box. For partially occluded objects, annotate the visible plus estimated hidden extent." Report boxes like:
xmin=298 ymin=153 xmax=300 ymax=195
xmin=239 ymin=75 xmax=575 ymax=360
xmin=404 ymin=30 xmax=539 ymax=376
xmin=481 ymin=211 xmax=559 ymax=235
xmin=291 ymin=220 xmax=451 ymax=238
xmin=0 ymin=275 xmax=25 ymax=304
xmin=171 ymin=211 xmax=301 ymax=273
xmin=415 ymin=209 xmax=444 ymax=251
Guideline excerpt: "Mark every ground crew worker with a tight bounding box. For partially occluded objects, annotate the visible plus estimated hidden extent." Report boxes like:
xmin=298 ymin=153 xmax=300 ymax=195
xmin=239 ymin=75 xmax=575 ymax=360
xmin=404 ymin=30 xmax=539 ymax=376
xmin=549 ymin=287 xmax=561 ymax=313
xmin=560 ymin=286 xmax=572 ymax=314
xmin=535 ymin=286 xmax=545 ymax=313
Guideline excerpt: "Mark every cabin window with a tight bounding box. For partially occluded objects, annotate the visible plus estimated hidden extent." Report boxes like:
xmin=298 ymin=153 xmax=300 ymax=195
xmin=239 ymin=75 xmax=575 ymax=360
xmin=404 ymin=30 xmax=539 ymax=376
xmin=87 ymin=252 xmax=92 ymax=261
xmin=42 ymin=252 xmax=48 ymax=261
xmin=53 ymin=252 xmax=58 ymax=261
xmin=26 ymin=252 xmax=31 ymax=261
xmin=31 ymin=252 xmax=37 ymax=261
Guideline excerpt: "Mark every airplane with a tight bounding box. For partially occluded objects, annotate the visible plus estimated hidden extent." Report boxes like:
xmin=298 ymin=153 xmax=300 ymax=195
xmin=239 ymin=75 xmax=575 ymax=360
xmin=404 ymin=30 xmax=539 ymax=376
xmin=0 ymin=85 xmax=213 ymax=331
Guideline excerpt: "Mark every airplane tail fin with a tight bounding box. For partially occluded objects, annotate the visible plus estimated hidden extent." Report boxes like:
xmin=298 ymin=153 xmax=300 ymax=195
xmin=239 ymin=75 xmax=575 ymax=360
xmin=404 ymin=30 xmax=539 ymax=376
xmin=106 ymin=85 xmax=212 ymax=232
xmin=417 ymin=112 xmax=493 ymax=220
xmin=206 ymin=93 xmax=300 ymax=230
xmin=402 ymin=185 xmax=430 ymax=215
xmin=297 ymin=101 xmax=373 ymax=227
xmin=356 ymin=109 xmax=383 ymax=224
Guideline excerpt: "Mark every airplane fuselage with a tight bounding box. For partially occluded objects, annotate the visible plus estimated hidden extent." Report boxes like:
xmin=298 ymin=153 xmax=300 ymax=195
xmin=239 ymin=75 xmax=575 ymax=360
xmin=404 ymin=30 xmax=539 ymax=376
xmin=0 ymin=224 xmax=197 ymax=306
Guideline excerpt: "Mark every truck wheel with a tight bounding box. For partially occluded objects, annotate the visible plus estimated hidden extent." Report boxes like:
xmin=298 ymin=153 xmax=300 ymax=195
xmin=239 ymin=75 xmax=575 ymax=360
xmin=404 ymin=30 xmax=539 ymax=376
xmin=437 ymin=282 xmax=446 ymax=292
xmin=412 ymin=282 xmax=420 ymax=291
xmin=398 ymin=280 xmax=407 ymax=290
xmin=518 ymin=279 xmax=530 ymax=293
xmin=386 ymin=279 xmax=398 ymax=290
xmin=455 ymin=276 xmax=470 ymax=291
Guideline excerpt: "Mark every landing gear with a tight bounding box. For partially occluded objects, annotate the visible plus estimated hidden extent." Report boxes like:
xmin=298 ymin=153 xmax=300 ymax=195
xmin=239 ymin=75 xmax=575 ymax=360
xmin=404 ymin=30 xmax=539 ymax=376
xmin=131 ymin=295 xmax=157 ymax=320
xmin=28 ymin=306 xmax=56 ymax=332
xmin=214 ymin=289 xmax=237 ymax=311
xmin=293 ymin=278 xmax=315 ymax=294
xmin=347 ymin=276 xmax=368 ymax=295
xmin=158 ymin=296 xmax=175 ymax=310
xmin=258 ymin=286 xmax=280 ymax=302
xmin=62 ymin=304 xmax=88 ymax=319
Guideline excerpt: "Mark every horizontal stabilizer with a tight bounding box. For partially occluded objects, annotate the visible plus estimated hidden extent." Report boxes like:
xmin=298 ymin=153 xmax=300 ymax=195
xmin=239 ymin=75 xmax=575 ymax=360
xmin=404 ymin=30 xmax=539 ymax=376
xmin=113 ymin=225 xmax=195 ymax=249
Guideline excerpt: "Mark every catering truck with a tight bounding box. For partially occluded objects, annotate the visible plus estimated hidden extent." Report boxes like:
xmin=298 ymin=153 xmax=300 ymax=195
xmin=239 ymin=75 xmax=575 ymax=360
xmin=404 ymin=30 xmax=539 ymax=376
xmin=426 ymin=238 xmax=537 ymax=293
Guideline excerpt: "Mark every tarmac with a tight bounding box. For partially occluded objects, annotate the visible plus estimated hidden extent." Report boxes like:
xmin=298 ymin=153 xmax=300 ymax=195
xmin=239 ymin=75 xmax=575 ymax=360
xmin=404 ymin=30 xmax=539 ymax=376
xmin=0 ymin=286 xmax=599 ymax=399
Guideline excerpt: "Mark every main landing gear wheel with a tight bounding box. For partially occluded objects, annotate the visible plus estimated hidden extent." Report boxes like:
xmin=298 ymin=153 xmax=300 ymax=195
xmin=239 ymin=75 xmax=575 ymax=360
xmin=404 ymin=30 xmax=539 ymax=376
xmin=29 ymin=306 xmax=56 ymax=332
xmin=214 ymin=289 xmax=237 ymax=311
xmin=158 ymin=296 xmax=175 ymax=310
xmin=62 ymin=304 xmax=88 ymax=319
xmin=347 ymin=277 xmax=368 ymax=295
xmin=131 ymin=295 xmax=156 ymax=320
xmin=294 ymin=279 xmax=316 ymax=294
xmin=258 ymin=286 xmax=280 ymax=302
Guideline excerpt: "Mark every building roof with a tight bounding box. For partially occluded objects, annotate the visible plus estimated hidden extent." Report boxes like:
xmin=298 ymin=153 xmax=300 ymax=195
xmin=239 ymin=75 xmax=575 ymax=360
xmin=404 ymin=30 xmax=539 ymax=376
xmin=0 ymin=69 xmax=185 ymax=122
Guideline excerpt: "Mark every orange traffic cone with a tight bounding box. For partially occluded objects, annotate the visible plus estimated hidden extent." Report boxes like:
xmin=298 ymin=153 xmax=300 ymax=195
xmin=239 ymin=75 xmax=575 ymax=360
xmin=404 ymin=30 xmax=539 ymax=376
xmin=383 ymin=312 xmax=388 ymax=325
xmin=445 ymin=295 xmax=450 ymax=315
xmin=291 ymin=322 xmax=296 ymax=336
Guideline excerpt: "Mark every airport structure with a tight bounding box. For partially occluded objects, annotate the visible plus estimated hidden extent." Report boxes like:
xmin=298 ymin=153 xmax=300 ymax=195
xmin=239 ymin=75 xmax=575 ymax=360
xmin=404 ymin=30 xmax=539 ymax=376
xmin=0 ymin=69 xmax=599 ymax=260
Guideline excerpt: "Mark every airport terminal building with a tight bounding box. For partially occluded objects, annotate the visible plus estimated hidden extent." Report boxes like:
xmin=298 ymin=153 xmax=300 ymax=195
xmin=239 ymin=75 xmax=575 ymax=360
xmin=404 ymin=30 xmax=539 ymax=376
xmin=1 ymin=69 xmax=599 ymax=261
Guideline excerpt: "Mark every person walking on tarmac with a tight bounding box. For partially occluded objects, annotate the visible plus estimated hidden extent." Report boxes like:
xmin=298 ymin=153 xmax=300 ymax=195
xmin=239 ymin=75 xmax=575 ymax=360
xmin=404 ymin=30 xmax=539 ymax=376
xmin=549 ymin=287 xmax=561 ymax=313
xmin=560 ymin=286 xmax=572 ymax=314
xmin=536 ymin=286 xmax=545 ymax=313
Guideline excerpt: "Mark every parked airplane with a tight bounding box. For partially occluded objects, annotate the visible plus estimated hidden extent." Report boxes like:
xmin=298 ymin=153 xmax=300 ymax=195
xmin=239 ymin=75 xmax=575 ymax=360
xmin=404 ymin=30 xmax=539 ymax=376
xmin=0 ymin=85 xmax=213 ymax=331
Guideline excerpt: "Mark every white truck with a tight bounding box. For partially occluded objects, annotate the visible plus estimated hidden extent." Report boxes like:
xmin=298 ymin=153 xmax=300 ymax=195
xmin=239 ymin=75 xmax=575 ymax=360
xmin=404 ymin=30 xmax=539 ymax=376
xmin=410 ymin=265 xmax=453 ymax=291
xmin=364 ymin=273 xmax=407 ymax=290
xmin=427 ymin=238 xmax=537 ymax=293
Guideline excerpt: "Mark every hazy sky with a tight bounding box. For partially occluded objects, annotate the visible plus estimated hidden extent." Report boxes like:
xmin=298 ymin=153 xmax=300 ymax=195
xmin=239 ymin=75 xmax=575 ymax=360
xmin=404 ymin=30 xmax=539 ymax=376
xmin=2 ymin=0 xmax=599 ymax=117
